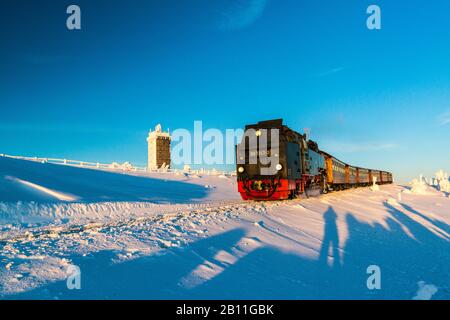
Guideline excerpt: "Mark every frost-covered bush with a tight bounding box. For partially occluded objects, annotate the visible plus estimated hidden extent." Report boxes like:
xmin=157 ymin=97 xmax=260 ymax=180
xmin=120 ymin=162 xmax=134 ymax=171
xmin=109 ymin=162 xmax=121 ymax=169
xmin=435 ymin=170 xmax=450 ymax=193
xmin=370 ymin=176 xmax=379 ymax=191
xmin=408 ymin=172 xmax=450 ymax=195
xmin=409 ymin=175 xmax=430 ymax=195
xmin=108 ymin=161 xmax=135 ymax=171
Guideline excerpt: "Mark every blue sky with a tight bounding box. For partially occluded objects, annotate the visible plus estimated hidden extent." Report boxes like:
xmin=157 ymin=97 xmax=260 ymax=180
xmin=1 ymin=0 xmax=449 ymax=182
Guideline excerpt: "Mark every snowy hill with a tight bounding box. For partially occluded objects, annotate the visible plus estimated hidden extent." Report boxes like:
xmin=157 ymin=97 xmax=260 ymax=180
xmin=0 ymin=156 xmax=239 ymax=226
xmin=0 ymin=156 xmax=238 ymax=204
xmin=0 ymin=157 xmax=449 ymax=299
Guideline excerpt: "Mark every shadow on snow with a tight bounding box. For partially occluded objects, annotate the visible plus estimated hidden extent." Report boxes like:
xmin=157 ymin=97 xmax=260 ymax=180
xmin=8 ymin=203 xmax=450 ymax=300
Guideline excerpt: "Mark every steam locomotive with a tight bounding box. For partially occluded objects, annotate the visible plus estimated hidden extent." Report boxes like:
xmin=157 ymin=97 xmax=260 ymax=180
xmin=236 ymin=119 xmax=393 ymax=201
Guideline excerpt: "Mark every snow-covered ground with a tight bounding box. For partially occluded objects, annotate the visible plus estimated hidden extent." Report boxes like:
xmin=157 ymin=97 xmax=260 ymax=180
xmin=0 ymin=156 xmax=449 ymax=299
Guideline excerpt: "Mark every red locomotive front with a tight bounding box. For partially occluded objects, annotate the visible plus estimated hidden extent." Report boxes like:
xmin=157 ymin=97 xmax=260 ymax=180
xmin=235 ymin=119 xmax=326 ymax=201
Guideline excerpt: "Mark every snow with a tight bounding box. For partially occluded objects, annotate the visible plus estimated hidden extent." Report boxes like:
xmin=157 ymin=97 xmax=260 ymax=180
xmin=0 ymin=156 xmax=449 ymax=299
xmin=0 ymin=156 xmax=239 ymax=226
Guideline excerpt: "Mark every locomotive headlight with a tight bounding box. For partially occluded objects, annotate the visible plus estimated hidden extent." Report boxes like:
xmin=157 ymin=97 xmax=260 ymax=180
xmin=276 ymin=164 xmax=283 ymax=171
xmin=238 ymin=166 xmax=245 ymax=173
xmin=255 ymin=130 xmax=262 ymax=137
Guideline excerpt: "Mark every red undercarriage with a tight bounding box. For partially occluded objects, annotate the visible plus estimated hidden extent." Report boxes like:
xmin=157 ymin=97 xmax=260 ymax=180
xmin=238 ymin=175 xmax=318 ymax=201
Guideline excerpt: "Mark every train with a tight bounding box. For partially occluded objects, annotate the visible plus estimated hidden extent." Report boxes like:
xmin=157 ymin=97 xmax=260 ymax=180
xmin=235 ymin=119 xmax=393 ymax=201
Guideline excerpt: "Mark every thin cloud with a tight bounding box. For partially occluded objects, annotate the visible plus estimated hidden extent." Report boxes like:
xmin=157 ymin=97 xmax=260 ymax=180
xmin=323 ymin=142 xmax=397 ymax=153
xmin=219 ymin=0 xmax=269 ymax=31
xmin=314 ymin=67 xmax=345 ymax=78
xmin=437 ymin=111 xmax=450 ymax=126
